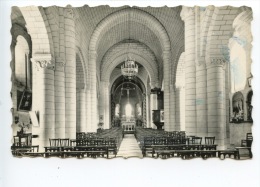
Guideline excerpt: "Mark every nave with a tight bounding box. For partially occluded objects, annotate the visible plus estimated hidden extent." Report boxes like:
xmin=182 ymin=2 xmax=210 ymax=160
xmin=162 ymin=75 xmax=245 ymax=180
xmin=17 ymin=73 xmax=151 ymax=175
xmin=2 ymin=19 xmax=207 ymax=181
xmin=11 ymin=127 xmax=252 ymax=160
xmin=10 ymin=5 xmax=253 ymax=159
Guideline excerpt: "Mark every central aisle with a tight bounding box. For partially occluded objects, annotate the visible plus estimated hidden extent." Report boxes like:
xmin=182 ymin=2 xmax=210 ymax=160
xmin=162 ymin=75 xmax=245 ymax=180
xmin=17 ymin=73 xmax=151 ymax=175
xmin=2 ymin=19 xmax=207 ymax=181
xmin=117 ymin=134 xmax=143 ymax=158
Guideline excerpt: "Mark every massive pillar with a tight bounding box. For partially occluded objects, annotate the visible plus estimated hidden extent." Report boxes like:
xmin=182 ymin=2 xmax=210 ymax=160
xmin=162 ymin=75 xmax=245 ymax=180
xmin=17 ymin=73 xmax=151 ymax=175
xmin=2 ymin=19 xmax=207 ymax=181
xmin=55 ymin=57 xmax=65 ymax=138
xmin=76 ymin=88 xmax=86 ymax=132
xmin=150 ymin=91 xmax=158 ymax=129
xmin=86 ymin=89 xmax=92 ymax=132
xmin=64 ymin=7 xmax=76 ymax=138
xmin=146 ymin=90 xmax=150 ymax=128
xmin=142 ymin=95 xmax=147 ymax=128
xmin=54 ymin=7 xmax=66 ymax=138
xmin=195 ymin=7 xmax=208 ymax=137
xmin=88 ymin=51 xmax=98 ymax=132
xmin=163 ymin=51 xmax=174 ymax=131
xmin=169 ymin=84 xmax=178 ymax=131
xmin=181 ymin=7 xmax=196 ymax=135
xmin=100 ymin=81 xmax=110 ymax=129
xmin=206 ymin=58 xmax=227 ymax=149
xmin=31 ymin=54 xmax=55 ymax=150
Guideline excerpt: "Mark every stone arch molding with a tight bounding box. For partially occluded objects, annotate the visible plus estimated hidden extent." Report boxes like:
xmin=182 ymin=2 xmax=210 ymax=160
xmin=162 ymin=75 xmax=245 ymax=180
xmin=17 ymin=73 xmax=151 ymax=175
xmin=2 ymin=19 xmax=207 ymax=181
xmin=89 ymin=8 xmax=171 ymax=52
xmin=76 ymin=46 xmax=88 ymax=89
xmin=231 ymin=9 xmax=253 ymax=50
xmin=109 ymin=68 xmax=148 ymax=92
xmin=20 ymin=6 xmax=53 ymax=56
xmin=101 ymin=42 xmax=159 ymax=87
xmin=101 ymin=52 xmax=158 ymax=87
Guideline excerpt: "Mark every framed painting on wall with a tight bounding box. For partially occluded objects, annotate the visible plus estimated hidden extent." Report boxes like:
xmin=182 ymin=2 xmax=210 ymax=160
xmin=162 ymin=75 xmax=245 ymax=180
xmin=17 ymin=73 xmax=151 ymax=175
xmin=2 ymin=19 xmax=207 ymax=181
xmin=18 ymin=90 xmax=32 ymax=111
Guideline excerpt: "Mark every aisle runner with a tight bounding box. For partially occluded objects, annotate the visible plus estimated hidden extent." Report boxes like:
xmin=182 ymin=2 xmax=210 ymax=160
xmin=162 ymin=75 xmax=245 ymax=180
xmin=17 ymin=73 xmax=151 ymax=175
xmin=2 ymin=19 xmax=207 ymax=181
xmin=117 ymin=134 xmax=143 ymax=158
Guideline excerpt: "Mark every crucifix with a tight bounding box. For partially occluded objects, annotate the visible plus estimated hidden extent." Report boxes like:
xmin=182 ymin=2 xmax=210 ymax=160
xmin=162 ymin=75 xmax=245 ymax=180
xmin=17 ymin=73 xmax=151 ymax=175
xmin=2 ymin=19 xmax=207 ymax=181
xmin=121 ymin=85 xmax=135 ymax=102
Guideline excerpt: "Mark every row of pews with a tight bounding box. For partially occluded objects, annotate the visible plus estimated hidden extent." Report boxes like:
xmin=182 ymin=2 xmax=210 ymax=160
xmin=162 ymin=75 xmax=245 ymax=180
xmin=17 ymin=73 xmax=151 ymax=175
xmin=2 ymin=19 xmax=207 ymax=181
xmin=12 ymin=127 xmax=124 ymax=158
xmin=135 ymin=128 xmax=251 ymax=159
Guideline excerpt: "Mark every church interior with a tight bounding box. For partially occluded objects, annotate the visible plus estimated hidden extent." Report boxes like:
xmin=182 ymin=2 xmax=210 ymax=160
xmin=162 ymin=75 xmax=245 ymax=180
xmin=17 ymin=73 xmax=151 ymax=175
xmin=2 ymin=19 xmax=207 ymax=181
xmin=10 ymin=5 xmax=253 ymax=159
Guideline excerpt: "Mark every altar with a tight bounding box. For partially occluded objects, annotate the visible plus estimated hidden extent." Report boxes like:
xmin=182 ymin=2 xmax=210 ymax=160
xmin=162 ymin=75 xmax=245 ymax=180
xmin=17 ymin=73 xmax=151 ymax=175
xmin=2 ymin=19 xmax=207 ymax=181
xmin=121 ymin=116 xmax=136 ymax=135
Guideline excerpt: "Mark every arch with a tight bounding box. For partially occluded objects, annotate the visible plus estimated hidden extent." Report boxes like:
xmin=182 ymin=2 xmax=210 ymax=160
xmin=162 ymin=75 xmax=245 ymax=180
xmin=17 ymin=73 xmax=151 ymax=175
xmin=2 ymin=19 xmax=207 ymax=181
xmin=175 ymin=52 xmax=185 ymax=88
xmin=233 ymin=8 xmax=253 ymax=46
xmin=111 ymin=76 xmax=146 ymax=96
xmin=89 ymin=8 xmax=171 ymax=52
xmin=19 ymin=6 xmax=54 ymax=56
xmin=205 ymin=6 xmax=240 ymax=64
xmin=100 ymin=41 xmax=159 ymax=87
xmin=172 ymin=45 xmax=185 ymax=85
xmin=101 ymin=41 xmax=158 ymax=69
xmin=75 ymin=47 xmax=87 ymax=133
xmin=102 ymin=53 xmax=158 ymax=87
xmin=231 ymin=91 xmax=244 ymax=122
xmin=11 ymin=24 xmax=32 ymax=84
xmin=76 ymin=47 xmax=87 ymax=89
xmin=15 ymin=36 xmax=30 ymax=87
xmin=109 ymin=68 xmax=148 ymax=93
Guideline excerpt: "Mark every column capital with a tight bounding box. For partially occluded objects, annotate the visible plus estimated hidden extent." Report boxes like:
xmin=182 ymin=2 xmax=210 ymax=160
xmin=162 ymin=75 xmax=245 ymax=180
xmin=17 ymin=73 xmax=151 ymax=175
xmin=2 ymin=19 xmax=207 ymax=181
xmin=180 ymin=6 xmax=195 ymax=21
xmin=31 ymin=54 xmax=55 ymax=71
xmin=207 ymin=57 xmax=226 ymax=69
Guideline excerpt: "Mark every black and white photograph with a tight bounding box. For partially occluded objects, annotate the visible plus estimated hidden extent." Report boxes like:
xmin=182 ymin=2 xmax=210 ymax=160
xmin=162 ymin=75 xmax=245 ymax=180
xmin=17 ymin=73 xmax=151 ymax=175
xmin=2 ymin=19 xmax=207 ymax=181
xmin=1 ymin=1 xmax=260 ymax=187
xmin=9 ymin=4 xmax=254 ymax=160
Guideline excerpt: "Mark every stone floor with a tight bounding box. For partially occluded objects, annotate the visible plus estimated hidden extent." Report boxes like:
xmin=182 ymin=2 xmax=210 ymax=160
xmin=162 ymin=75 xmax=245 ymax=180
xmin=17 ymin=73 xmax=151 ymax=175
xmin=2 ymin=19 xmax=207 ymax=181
xmin=117 ymin=134 xmax=143 ymax=158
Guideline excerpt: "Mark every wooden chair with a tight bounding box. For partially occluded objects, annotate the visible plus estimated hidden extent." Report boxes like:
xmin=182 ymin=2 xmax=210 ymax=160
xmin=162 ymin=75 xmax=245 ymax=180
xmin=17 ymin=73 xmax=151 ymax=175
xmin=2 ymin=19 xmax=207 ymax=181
xmin=191 ymin=137 xmax=202 ymax=145
xmin=60 ymin=138 xmax=70 ymax=146
xmin=241 ymin=133 xmax=253 ymax=147
xmin=70 ymin=139 xmax=77 ymax=146
xmin=205 ymin=137 xmax=215 ymax=145
xmin=49 ymin=138 xmax=60 ymax=147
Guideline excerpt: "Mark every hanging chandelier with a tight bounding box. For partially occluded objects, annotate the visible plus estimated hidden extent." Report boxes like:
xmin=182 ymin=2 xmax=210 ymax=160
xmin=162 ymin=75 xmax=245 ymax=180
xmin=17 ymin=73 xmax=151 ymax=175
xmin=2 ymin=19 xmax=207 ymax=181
xmin=121 ymin=59 xmax=138 ymax=79
xmin=121 ymin=8 xmax=138 ymax=80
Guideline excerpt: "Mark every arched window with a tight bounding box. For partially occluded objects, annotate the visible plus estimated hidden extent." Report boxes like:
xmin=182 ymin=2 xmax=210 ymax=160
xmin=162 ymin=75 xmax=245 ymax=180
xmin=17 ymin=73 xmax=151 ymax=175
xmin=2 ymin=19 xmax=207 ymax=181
xmin=115 ymin=104 xmax=120 ymax=117
xmin=125 ymin=103 xmax=132 ymax=117
xmin=230 ymin=40 xmax=247 ymax=93
xmin=232 ymin=92 xmax=244 ymax=122
xmin=247 ymin=91 xmax=253 ymax=121
xmin=15 ymin=35 xmax=30 ymax=88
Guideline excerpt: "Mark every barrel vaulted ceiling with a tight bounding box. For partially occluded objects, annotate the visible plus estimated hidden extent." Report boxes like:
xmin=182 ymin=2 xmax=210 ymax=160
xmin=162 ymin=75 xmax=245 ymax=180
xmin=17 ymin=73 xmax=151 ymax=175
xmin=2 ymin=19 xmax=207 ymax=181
xmin=75 ymin=6 xmax=184 ymax=87
xmin=12 ymin=6 xmax=185 ymax=87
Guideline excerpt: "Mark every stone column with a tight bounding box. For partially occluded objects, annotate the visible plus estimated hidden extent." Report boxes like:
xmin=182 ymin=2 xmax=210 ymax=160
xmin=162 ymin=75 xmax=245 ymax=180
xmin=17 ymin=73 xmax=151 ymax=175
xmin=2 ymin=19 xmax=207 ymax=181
xmin=64 ymin=7 xmax=76 ymax=139
xmin=162 ymin=51 xmax=173 ymax=131
xmin=181 ymin=7 xmax=196 ymax=135
xmin=146 ymin=92 xmax=150 ymax=128
xmin=150 ymin=91 xmax=158 ymax=129
xmin=55 ymin=57 xmax=65 ymax=138
xmin=206 ymin=58 xmax=227 ymax=149
xmin=100 ymin=81 xmax=110 ymax=129
xmin=142 ymin=95 xmax=147 ymax=127
xmin=55 ymin=7 xmax=66 ymax=138
xmin=86 ymin=89 xmax=92 ymax=132
xmin=196 ymin=61 xmax=207 ymax=137
xmin=31 ymin=54 xmax=55 ymax=150
xmin=194 ymin=7 xmax=208 ymax=137
xmin=88 ymin=51 xmax=98 ymax=132
xmin=76 ymin=88 xmax=86 ymax=132
xmin=169 ymin=84 xmax=178 ymax=131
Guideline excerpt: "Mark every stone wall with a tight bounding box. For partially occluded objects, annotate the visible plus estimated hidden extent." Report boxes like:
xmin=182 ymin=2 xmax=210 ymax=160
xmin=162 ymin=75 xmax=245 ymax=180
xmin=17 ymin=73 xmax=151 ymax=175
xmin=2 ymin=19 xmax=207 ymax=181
xmin=229 ymin=122 xmax=252 ymax=146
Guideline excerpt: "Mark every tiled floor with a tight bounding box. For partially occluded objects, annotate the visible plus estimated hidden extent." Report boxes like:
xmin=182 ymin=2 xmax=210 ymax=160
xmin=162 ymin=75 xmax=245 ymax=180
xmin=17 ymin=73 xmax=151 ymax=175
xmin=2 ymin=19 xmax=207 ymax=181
xmin=117 ymin=134 xmax=143 ymax=158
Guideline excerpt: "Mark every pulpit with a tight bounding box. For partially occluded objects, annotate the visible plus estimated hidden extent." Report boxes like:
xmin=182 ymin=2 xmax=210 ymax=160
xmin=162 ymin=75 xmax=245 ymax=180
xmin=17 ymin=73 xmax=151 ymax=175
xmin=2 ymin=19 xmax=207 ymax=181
xmin=152 ymin=110 xmax=164 ymax=130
